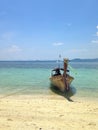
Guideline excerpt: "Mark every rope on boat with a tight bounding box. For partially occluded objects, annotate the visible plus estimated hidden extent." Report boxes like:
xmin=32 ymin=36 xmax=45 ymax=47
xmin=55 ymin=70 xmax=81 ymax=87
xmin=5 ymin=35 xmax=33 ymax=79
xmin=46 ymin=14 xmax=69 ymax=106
xmin=68 ymin=64 xmax=77 ymax=75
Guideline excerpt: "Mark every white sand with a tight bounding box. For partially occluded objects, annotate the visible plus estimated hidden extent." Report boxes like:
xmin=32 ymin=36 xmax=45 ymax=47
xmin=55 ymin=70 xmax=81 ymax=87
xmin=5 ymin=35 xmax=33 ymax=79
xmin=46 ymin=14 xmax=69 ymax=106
xmin=0 ymin=95 xmax=98 ymax=130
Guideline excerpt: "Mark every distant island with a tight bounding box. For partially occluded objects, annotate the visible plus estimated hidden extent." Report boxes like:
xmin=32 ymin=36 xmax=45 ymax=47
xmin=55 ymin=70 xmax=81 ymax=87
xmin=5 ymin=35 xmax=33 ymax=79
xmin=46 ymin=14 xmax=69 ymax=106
xmin=33 ymin=58 xmax=98 ymax=62
xmin=70 ymin=58 xmax=98 ymax=62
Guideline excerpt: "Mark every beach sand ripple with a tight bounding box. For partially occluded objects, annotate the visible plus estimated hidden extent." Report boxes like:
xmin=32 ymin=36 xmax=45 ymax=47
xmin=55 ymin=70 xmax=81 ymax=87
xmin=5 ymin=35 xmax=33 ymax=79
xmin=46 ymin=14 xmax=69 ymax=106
xmin=0 ymin=95 xmax=98 ymax=130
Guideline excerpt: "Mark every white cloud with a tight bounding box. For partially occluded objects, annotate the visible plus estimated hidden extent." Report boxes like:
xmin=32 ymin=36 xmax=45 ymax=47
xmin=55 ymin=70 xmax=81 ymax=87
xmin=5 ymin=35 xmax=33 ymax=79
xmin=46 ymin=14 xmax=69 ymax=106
xmin=91 ymin=40 xmax=98 ymax=44
xmin=1 ymin=32 xmax=14 ymax=41
xmin=67 ymin=23 xmax=72 ymax=27
xmin=6 ymin=45 xmax=22 ymax=53
xmin=65 ymin=23 xmax=72 ymax=27
xmin=0 ymin=45 xmax=22 ymax=60
xmin=0 ymin=45 xmax=22 ymax=55
xmin=93 ymin=31 xmax=98 ymax=37
xmin=96 ymin=32 xmax=98 ymax=36
xmin=69 ymin=49 xmax=87 ymax=53
xmin=96 ymin=25 xmax=98 ymax=29
xmin=53 ymin=42 xmax=64 ymax=46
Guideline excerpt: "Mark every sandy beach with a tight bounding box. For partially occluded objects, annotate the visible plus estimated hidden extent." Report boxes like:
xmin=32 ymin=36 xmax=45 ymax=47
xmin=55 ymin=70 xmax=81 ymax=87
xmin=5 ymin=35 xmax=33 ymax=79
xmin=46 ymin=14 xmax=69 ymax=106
xmin=0 ymin=94 xmax=98 ymax=130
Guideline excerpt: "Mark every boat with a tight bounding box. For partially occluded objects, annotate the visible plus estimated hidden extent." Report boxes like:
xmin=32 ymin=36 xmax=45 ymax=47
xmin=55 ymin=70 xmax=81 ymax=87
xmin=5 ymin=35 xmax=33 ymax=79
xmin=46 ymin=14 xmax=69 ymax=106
xmin=50 ymin=58 xmax=74 ymax=92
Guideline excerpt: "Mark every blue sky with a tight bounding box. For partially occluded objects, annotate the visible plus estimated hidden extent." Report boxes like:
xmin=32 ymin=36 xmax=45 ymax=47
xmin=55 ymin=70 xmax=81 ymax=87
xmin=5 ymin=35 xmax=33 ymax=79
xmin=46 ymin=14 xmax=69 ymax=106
xmin=0 ymin=0 xmax=98 ymax=60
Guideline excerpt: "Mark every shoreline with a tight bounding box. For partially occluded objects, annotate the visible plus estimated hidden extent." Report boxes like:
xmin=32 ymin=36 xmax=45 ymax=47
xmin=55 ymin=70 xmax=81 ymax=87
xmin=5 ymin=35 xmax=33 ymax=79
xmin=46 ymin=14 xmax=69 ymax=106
xmin=0 ymin=94 xmax=98 ymax=130
xmin=0 ymin=91 xmax=98 ymax=102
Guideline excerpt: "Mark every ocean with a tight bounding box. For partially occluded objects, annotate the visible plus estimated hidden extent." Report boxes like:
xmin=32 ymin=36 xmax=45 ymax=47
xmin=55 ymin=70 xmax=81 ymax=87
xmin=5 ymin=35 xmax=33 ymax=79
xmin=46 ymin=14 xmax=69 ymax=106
xmin=0 ymin=61 xmax=98 ymax=99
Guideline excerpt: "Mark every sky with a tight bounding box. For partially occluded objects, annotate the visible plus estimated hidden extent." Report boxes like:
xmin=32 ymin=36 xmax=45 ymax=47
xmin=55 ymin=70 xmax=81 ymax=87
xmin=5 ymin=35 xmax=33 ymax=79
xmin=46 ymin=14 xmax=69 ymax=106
xmin=0 ymin=0 xmax=98 ymax=60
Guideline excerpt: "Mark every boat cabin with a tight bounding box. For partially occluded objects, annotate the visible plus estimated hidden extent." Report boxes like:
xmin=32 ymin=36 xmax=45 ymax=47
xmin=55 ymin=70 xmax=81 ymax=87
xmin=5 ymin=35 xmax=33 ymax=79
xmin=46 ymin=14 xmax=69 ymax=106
xmin=51 ymin=68 xmax=64 ymax=76
xmin=51 ymin=67 xmax=69 ymax=76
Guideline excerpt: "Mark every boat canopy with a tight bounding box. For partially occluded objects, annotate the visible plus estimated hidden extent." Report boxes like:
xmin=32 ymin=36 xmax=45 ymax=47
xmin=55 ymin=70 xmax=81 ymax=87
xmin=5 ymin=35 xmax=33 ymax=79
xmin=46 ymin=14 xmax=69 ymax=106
xmin=52 ymin=68 xmax=64 ymax=71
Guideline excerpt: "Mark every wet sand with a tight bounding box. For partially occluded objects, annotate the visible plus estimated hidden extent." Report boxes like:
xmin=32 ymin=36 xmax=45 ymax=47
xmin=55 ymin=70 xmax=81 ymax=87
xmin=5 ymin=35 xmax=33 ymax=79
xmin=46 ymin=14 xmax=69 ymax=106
xmin=0 ymin=94 xmax=98 ymax=130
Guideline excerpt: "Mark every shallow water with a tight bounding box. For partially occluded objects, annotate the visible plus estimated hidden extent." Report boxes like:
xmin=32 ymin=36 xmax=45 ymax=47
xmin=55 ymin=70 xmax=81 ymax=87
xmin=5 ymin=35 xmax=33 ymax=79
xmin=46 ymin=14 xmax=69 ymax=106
xmin=0 ymin=61 xmax=98 ymax=99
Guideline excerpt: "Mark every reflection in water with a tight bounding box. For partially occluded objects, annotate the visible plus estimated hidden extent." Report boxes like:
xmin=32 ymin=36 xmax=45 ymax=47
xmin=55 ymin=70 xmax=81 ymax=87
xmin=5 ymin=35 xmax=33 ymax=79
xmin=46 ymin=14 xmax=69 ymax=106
xmin=50 ymin=84 xmax=76 ymax=102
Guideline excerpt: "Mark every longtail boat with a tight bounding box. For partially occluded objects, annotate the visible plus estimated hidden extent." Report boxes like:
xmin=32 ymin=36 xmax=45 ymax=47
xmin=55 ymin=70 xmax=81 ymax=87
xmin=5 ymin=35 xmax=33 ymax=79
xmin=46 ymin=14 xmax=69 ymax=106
xmin=50 ymin=58 xmax=74 ymax=92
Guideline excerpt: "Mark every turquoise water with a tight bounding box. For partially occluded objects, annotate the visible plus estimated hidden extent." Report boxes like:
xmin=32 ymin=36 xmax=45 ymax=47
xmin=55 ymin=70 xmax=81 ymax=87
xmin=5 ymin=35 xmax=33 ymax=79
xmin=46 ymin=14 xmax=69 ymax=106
xmin=0 ymin=61 xmax=98 ymax=99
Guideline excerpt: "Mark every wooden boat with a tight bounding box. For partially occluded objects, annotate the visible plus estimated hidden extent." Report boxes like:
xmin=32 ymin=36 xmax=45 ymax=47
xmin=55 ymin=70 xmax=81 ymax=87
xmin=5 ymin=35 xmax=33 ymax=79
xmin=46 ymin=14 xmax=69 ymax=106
xmin=50 ymin=58 xmax=74 ymax=92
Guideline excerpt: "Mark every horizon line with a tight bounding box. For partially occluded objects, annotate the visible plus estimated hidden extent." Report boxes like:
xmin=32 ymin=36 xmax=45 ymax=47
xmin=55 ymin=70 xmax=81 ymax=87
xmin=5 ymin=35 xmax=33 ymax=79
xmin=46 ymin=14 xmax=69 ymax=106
xmin=0 ymin=58 xmax=98 ymax=62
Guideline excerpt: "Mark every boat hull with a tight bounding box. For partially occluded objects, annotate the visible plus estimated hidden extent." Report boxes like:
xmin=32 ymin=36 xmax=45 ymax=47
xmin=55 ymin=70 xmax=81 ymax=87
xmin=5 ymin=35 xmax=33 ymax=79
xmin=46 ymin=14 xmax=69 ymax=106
xmin=50 ymin=74 xmax=74 ymax=92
